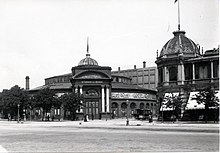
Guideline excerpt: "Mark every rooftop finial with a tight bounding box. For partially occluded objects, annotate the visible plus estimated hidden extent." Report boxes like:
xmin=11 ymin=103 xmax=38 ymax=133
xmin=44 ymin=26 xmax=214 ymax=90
xmin=86 ymin=37 xmax=90 ymax=57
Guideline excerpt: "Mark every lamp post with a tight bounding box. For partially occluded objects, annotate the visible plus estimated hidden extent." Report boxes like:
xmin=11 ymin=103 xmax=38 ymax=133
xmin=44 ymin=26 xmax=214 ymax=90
xmin=162 ymin=105 xmax=164 ymax=123
xmin=17 ymin=104 xmax=20 ymax=123
xmin=126 ymin=100 xmax=129 ymax=126
xmin=29 ymin=106 xmax=32 ymax=121
xmin=106 ymin=104 xmax=108 ymax=121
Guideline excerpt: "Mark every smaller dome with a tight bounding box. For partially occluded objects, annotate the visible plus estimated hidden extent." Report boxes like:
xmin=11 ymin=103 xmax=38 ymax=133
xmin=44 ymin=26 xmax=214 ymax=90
xmin=78 ymin=53 xmax=98 ymax=66
xmin=159 ymin=31 xmax=199 ymax=58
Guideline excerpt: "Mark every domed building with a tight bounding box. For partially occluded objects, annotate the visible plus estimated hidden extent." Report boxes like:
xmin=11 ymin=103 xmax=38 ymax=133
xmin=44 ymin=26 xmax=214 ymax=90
xmin=156 ymin=30 xmax=219 ymax=121
xmin=29 ymin=49 xmax=157 ymax=120
xmin=159 ymin=31 xmax=200 ymax=58
xmin=78 ymin=52 xmax=99 ymax=66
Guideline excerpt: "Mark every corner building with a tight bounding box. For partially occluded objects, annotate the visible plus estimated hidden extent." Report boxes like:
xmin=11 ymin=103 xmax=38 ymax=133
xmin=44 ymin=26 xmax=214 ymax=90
xmin=30 ymin=52 xmax=157 ymax=120
xmin=156 ymin=30 xmax=219 ymax=121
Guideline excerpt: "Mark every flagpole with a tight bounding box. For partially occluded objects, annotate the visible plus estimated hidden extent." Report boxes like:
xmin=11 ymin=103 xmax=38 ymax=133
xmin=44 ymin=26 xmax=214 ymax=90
xmin=178 ymin=0 xmax=180 ymax=30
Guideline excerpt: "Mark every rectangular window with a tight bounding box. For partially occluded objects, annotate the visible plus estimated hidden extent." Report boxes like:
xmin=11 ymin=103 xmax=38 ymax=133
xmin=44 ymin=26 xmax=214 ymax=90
xmin=196 ymin=62 xmax=210 ymax=79
xmin=138 ymin=77 xmax=143 ymax=83
xmin=213 ymin=61 xmax=219 ymax=78
xmin=185 ymin=64 xmax=192 ymax=80
xmin=158 ymin=67 xmax=163 ymax=83
xmin=150 ymin=75 xmax=155 ymax=82
xmin=144 ymin=76 xmax=149 ymax=83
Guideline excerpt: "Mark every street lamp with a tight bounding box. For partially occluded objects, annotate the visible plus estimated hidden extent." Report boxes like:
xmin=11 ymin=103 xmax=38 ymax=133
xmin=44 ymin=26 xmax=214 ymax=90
xmin=162 ymin=104 xmax=164 ymax=123
xmin=126 ymin=100 xmax=129 ymax=126
xmin=17 ymin=104 xmax=20 ymax=123
xmin=106 ymin=104 xmax=108 ymax=121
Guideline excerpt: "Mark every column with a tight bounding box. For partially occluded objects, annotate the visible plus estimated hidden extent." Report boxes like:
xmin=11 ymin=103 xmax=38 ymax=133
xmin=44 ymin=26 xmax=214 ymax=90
xmin=60 ymin=103 xmax=64 ymax=121
xmin=74 ymin=85 xmax=78 ymax=94
xmin=181 ymin=63 xmax=185 ymax=85
xmin=79 ymin=86 xmax=83 ymax=113
xmin=106 ymin=86 xmax=110 ymax=112
xmin=211 ymin=61 xmax=213 ymax=82
xmin=118 ymin=103 xmax=121 ymax=118
xmin=164 ymin=66 xmax=168 ymax=86
xmin=192 ymin=63 xmax=195 ymax=84
xmin=101 ymin=86 xmax=105 ymax=112
xmin=148 ymin=69 xmax=150 ymax=88
xmin=164 ymin=66 xmax=166 ymax=82
xmin=177 ymin=63 xmax=183 ymax=85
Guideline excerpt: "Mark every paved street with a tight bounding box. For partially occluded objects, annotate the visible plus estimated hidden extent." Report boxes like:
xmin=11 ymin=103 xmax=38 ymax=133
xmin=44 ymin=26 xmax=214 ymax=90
xmin=0 ymin=119 xmax=219 ymax=152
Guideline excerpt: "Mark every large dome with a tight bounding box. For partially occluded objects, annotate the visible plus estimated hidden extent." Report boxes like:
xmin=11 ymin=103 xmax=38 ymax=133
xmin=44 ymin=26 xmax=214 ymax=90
xmin=78 ymin=53 xmax=98 ymax=66
xmin=159 ymin=31 xmax=199 ymax=58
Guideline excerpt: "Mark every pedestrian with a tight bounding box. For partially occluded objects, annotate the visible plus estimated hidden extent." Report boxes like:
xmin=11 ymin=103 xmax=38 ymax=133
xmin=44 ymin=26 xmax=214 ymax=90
xmin=52 ymin=115 xmax=55 ymax=121
xmin=149 ymin=114 xmax=152 ymax=123
xmin=8 ymin=114 xmax=11 ymax=121
xmin=84 ymin=115 xmax=87 ymax=122
xmin=47 ymin=115 xmax=50 ymax=121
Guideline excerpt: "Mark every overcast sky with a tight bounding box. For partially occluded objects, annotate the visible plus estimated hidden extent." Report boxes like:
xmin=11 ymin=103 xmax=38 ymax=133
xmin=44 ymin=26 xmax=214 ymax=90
xmin=0 ymin=0 xmax=219 ymax=91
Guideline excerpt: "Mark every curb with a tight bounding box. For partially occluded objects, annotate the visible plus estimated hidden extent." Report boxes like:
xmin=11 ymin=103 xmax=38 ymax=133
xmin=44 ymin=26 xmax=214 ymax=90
xmin=76 ymin=125 xmax=219 ymax=133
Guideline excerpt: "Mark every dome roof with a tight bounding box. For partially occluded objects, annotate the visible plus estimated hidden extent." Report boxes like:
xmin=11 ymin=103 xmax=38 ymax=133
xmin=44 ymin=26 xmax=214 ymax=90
xmin=159 ymin=31 xmax=199 ymax=58
xmin=78 ymin=53 xmax=98 ymax=66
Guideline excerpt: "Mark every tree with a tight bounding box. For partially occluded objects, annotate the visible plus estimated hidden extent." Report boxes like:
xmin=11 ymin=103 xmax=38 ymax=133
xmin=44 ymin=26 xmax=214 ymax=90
xmin=59 ymin=92 xmax=84 ymax=121
xmin=34 ymin=87 xmax=57 ymax=121
xmin=192 ymin=87 xmax=219 ymax=123
xmin=0 ymin=85 xmax=29 ymax=120
xmin=163 ymin=93 xmax=183 ymax=122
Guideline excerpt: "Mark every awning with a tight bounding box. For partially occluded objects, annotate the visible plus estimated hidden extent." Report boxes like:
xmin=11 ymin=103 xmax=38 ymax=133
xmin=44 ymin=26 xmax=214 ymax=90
xmin=185 ymin=91 xmax=220 ymax=110
xmin=185 ymin=92 xmax=204 ymax=110
xmin=160 ymin=93 xmax=179 ymax=111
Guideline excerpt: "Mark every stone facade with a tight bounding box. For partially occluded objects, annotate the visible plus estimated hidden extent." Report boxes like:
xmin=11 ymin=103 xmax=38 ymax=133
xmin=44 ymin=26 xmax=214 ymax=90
xmin=29 ymin=53 xmax=157 ymax=120
xmin=156 ymin=30 xmax=219 ymax=121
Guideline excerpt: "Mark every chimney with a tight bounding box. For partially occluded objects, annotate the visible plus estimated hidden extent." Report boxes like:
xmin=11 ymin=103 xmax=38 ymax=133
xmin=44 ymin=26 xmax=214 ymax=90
xmin=143 ymin=61 xmax=146 ymax=68
xmin=25 ymin=76 xmax=30 ymax=90
xmin=134 ymin=65 xmax=136 ymax=69
xmin=118 ymin=67 xmax=120 ymax=71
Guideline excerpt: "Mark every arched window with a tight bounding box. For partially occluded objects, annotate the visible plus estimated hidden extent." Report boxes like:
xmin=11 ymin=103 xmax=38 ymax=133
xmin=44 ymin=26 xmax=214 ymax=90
xmin=139 ymin=103 xmax=144 ymax=109
xmin=151 ymin=103 xmax=154 ymax=108
xmin=111 ymin=102 xmax=118 ymax=109
xmin=121 ymin=102 xmax=127 ymax=111
xmin=146 ymin=103 xmax=150 ymax=109
xmin=85 ymin=89 xmax=99 ymax=97
xmin=130 ymin=102 xmax=136 ymax=109
xmin=169 ymin=67 xmax=177 ymax=81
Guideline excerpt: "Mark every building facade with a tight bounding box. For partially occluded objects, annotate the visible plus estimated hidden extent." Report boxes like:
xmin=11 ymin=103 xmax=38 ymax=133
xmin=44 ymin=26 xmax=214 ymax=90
xmin=112 ymin=63 xmax=158 ymax=90
xmin=30 ymin=52 xmax=157 ymax=120
xmin=155 ymin=30 xmax=219 ymax=121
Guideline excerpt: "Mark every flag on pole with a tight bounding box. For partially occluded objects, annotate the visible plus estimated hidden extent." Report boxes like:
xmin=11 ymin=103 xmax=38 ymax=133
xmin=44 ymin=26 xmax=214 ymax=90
xmin=174 ymin=0 xmax=178 ymax=3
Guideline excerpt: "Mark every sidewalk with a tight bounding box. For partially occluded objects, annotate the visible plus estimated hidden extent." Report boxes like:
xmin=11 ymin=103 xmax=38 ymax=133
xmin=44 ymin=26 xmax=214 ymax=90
xmin=76 ymin=119 xmax=219 ymax=133
xmin=0 ymin=118 xmax=219 ymax=133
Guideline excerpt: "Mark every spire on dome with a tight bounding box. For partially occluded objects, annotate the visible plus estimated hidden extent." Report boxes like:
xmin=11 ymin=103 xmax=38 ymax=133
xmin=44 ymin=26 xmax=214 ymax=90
xmin=86 ymin=37 xmax=90 ymax=57
xmin=78 ymin=37 xmax=99 ymax=66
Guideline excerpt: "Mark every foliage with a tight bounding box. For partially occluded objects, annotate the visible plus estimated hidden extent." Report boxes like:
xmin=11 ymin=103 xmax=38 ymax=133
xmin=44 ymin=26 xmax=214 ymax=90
xmin=192 ymin=86 xmax=219 ymax=122
xmin=0 ymin=85 xmax=29 ymax=118
xmin=33 ymin=87 xmax=57 ymax=120
xmin=163 ymin=93 xmax=183 ymax=121
xmin=59 ymin=92 xmax=84 ymax=120
xmin=193 ymin=87 xmax=219 ymax=108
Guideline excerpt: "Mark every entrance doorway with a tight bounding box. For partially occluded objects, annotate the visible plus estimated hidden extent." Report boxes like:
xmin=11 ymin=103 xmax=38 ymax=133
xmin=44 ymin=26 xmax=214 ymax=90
xmin=85 ymin=101 xmax=99 ymax=120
